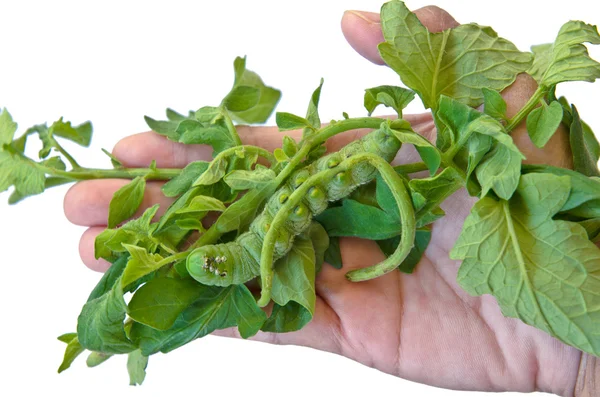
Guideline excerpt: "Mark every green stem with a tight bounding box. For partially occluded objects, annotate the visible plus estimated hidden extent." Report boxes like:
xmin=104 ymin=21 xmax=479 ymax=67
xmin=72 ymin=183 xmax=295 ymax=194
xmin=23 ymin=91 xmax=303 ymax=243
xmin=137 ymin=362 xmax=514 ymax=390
xmin=188 ymin=118 xmax=383 ymax=252
xmin=302 ymin=117 xmax=386 ymax=147
xmin=222 ymin=111 xmax=243 ymax=147
xmin=505 ymin=85 xmax=548 ymax=132
xmin=41 ymin=166 xmax=181 ymax=181
xmin=156 ymin=250 xmax=193 ymax=267
xmin=256 ymin=152 xmax=416 ymax=307
xmin=393 ymin=162 xmax=429 ymax=175
xmin=51 ymin=138 xmax=81 ymax=169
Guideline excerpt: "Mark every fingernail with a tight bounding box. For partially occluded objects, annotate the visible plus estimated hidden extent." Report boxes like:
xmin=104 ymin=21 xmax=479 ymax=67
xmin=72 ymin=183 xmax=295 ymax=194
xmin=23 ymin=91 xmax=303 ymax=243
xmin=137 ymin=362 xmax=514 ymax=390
xmin=346 ymin=10 xmax=380 ymax=25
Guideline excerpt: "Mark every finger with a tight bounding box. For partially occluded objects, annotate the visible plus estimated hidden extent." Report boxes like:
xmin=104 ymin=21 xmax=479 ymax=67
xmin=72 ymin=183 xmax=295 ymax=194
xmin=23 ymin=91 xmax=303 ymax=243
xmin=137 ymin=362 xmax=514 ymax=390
xmin=64 ymin=179 xmax=173 ymax=226
xmin=341 ymin=6 xmax=459 ymax=65
xmin=501 ymin=73 xmax=573 ymax=168
xmin=79 ymin=226 xmax=112 ymax=272
xmin=112 ymin=112 xmax=432 ymax=171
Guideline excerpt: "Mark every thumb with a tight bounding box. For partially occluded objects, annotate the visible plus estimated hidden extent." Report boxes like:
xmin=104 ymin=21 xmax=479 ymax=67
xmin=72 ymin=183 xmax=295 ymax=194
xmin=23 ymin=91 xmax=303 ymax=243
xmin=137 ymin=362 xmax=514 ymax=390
xmin=341 ymin=6 xmax=459 ymax=65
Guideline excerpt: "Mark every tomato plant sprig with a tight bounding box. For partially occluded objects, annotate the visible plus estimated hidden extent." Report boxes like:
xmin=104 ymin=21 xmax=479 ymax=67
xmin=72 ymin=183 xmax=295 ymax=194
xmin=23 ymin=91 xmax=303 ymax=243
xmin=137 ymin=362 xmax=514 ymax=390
xmin=2 ymin=0 xmax=600 ymax=385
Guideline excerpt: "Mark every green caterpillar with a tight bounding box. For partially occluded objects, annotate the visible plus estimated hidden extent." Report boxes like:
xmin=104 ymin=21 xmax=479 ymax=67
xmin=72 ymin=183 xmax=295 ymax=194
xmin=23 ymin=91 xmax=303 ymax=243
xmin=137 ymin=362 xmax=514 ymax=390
xmin=186 ymin=126 xmax=403 ymax=288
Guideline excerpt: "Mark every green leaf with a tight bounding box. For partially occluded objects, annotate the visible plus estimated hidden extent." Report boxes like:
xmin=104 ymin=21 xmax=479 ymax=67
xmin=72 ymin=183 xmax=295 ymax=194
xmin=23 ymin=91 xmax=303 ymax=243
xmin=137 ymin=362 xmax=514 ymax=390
xmin=177 ymin=119 xmax=238 ymax=156
xmin=378 ymin=1 xmax=531 ymax=110
xmin=225 ymin=56 xmax=281 ymax=124
xmin=101 ymin=148 xmax=123 ymax=169
xmin=579 ymin=218 xmax=600 ymax=242
xmin=194 ymin=106 xmax=222 ymax=124
xmin=261 ymin=301 xmax=313 ymax=333
xmin=570 ymin=105 xmax=600 ymax=177
xmin=223 ymin=168 xmax=276 ymax=190
xmin=144 ymin=116 xmax=180 ymax=140
xmin=482 ymin=88 xmax=507 ymax=120
xmin=522 ymin=164 xmax=600 ymax=216
xmin=0 ymin=150 xmax=46 ymax=198
xmin=377 ymin=229 xmax=431 ymax=273
xmin=215 ymin=182 xmax=278 ymax=234
xmin=0 ymin=108 xmax=18 ymax=145
xmin=223 ymin=85 xmax=260 ymax=112
xmin=529 ymin=21 xmax=600 ymax=86
xmin=282 ymin=136 xmax=298 ymax=157
xmin=271 ymin=236 xmax=316 ymax=320
xmin=276 ymin=112 xmax=312 ymax=131
xmin=166 ymin=108 xmax=190 ymax=122
xmin=451 ymin=173 xmax=600 ymax=357
xmin=130 ymin=284 xmax=266 ymax=355
xmin=409 ymin=167 xmax=463 ymax=218
xmin=307 ymin=222 xmax=329 ymax=273
xmin=324 ymin=236 xmax=343 ymax=269
xmin=77 ymin=275 xmax=136 ymax=354
xmin=49 ymin=118 xmax=93 ymax=147
xmin=128 ymin=278 xmax=205 ymax=331
xmin=388 ymin=126 xmax=440 ymax=175
xmin=316 ymin=199 xmax=401 ymax=240
xmin=192 ymin=157 xmax=228 ymax=186
xmin=120 ymin=244 xmax=165 ymax=288
xmin=175 ymin=194 xmax=226 ymax=214
xmin=95 ymin=205 xmax=159 ymax=261
xmin=526 ymin=101 xmax=564 ymax=148
xmin=476 ymin=144 xmax=521 ymax=200
xmin=364 ymin=85 xmax=415 ymax=116
xmin=302 ymin=79 xmax=324 ymax=138
xmin=127 ymin=350 xmax=148 ymax=386
xmin=107 ymin=176 xmax=146 ymax=229
xmin=57 ymin=335 xmax=85 ymax=373
xmin=161 ymin=161 xmax=209 ymax=197
xmin=86 ymin=352 xmax=113 ymax=368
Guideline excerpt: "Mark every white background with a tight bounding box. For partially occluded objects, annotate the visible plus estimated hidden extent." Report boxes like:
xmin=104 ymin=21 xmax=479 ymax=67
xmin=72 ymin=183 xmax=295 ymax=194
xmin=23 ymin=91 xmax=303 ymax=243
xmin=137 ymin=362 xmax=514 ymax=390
xmin=1 ymin=1 xmax=599 ymax=396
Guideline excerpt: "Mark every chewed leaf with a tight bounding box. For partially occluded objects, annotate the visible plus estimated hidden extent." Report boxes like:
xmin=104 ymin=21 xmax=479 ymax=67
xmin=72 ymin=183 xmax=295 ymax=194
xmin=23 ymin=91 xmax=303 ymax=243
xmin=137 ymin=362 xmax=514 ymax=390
xmin=529 ymin=20 xmax=600 ymax=86
xmin=223 ymin=85 xmax=260 ymax=112
xmin=49 ymin=118 xmax=93 ymax=147
xmin=452 ymin=173 xmax=600 ymax=357
xmin=379 ymin=1 xmax=531 ymax=110
xmin=225 ymin=56 xmax=281 ymax=124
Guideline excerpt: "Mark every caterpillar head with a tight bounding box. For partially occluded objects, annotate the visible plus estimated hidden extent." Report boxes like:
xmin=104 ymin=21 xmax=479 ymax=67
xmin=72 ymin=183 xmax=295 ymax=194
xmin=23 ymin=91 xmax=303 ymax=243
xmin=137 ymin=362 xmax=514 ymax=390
xmin=187 ymin=247 xmax=233 ymax=287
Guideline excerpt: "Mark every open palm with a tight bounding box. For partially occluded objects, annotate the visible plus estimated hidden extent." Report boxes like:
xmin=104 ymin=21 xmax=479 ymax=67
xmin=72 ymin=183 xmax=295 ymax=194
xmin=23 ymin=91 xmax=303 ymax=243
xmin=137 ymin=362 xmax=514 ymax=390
xmin=63 ymin=6 xmax=585 ymax=396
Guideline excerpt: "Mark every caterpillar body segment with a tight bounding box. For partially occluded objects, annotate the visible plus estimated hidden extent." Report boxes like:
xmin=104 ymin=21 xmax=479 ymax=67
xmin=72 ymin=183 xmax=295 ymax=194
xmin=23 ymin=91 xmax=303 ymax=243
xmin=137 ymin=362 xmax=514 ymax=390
xmin=257 ymin=151 xmax=416 ymax=306
xmin=186 ymin=126 xmax=402 ymax=288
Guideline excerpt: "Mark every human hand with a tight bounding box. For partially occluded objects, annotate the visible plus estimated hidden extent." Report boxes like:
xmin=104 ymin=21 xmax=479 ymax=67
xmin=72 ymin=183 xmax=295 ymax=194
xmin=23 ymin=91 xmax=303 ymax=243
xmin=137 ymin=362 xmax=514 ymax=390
xmin=63 ymin=5 xmax=593 ymax=396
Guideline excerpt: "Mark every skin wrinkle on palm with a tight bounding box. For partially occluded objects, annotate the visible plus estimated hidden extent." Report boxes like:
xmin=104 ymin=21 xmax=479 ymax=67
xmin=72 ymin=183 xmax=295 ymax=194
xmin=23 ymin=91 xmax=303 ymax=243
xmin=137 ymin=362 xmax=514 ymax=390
xmin=4 ymin=2 xmax=595 ymax=395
